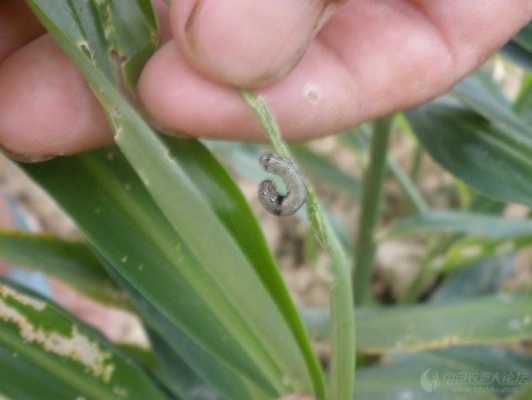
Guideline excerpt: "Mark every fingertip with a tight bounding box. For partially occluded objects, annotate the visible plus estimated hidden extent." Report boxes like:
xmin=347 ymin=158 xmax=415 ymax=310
xmin=138 ymin=41 xmax=259 ymax=139
xmin=138 ymin=39 xmax=358 ymax=141
xmin=169 ymin=0 xmax=337 ymax=88
xmin=0 ymin=36 xmax=111 ymax=160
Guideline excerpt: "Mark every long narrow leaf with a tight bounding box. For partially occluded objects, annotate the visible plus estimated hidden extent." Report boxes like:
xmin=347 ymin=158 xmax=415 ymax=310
xmin=305 ymin=293 xmax=532 ymax=354
xmin=383 ymin=211 xmax=532 ymax=240
xmin=356 ymin=346 xmax=532 ymax=399
xmin=406 ymin=102 xmax=532 ymax=206
xmin=27 ymin=0 xmax=321 ymax=396
xmin=242 ymin=91 xmax=355 ymax=400
xmin=106 ymin=267 xmax=263 ymax=400
xmin=452 ymin=72 xmax=532 ymax=146
xmin=0 ymin=279 xmax=167 ymax=400
xmin=501 ymin=22 xmax=532 ymax=69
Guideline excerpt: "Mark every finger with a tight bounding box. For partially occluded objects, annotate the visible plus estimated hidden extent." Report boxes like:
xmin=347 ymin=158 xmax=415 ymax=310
xmin=0 ymin=35 xmax=109 ymax=160
xmin=139 ymin=0 xmax=532 ymax=142
xmin=171 ymin=0 xmax=344 ymax=88
xmin=139 ymin=40 xmax=356 ymax=141
xmin=316 ymin=0 xmax=532 ymax=121
xmin=0 ymin=0 xmax=44 ymax=63
xmin=411 ymin=0 xmax=532 ymax=75
xmin=0 ymin=0 xmax=172 ymax=159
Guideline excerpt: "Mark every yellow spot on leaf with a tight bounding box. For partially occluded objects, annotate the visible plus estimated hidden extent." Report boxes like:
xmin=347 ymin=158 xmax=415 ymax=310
xmin=0 ymin=284 xmax=46 ymax=311
xmin=113 ymin=386 xmax=128 ymax=398
xmin=0 ymin=293 xmax=115 ymax=383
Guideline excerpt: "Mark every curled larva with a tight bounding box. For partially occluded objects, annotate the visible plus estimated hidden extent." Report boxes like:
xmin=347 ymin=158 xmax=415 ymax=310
xmin=258 ymin=153 xmax=306 ymax=216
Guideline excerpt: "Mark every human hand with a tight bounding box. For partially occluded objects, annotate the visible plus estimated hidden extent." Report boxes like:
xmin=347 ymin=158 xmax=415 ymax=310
xmin=0 ymin=0 xmax=531 ymax=160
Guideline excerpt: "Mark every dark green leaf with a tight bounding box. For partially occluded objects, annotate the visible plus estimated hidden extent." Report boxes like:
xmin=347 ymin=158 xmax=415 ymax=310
xmin=358 ymin=293 xmax=532 ymax=354
xmin=511 ymin=382 xmax=532 ymax=400
xmin=291 ymin=144 xmax=361 ymax=199
xmin=109 ymin=270 xmax=261 ymax=400
xmin=515 ymin=74 xmax=532 ymax=123
xmin=20 ymin=145 xmax=304 ymax=397
xmin=429 ymin=257 xmax=516 ymax=303
xmin=512 ymin=23 xmax=532 ymax=54
xmin=357 ymin=347 xmax=532 ymax=399
xmin=502 ymin=23 xmax=532 ymax=69
xmin=27 ymin=0 xmax=323 ymax=396
xmin=0 ymin=280 xmax=167 ymax=400
xmin=406 ymin=102 xmax=532 ymax=206
xmin=304 ymin=293 xmax=532 ymax=354
xmin=383 ymin=211 xmax=532 ymax=240
xmin=147 ymin=329 xmax=220 ymax=400
xmin=451 ymin=72 xmax=531 ymax=142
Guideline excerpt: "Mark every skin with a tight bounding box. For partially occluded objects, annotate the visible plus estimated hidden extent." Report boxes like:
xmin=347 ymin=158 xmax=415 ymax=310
xmin=0 ymin=0 xmax=531 ymax=160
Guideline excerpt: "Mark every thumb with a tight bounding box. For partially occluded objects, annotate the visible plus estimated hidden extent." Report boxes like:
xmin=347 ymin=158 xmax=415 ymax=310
xmin=170 ymin=0 xmax=343 ymax=88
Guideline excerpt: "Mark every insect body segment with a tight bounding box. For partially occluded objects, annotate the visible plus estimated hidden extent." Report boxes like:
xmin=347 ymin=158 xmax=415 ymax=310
xmin=258 ymin=153 xmax=306 ymax=216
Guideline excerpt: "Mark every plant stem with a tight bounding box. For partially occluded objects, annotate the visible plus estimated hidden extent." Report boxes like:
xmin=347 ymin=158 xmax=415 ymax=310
xmin=339 ymin=131 xmax=429 ymax=213
xmin=242 ymin=90 xmax=355 ymax=400
xmin=353 ymin=116 xmax=394 ymax=305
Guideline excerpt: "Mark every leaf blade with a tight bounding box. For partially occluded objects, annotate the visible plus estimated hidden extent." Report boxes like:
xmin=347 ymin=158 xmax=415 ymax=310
xmin=406 ymin=101 xmax=532 ymax=206
xmin=0 ymin=279 xmax=167 ymax=400
xmin=27 ymin=0 xmax=320 ymax=395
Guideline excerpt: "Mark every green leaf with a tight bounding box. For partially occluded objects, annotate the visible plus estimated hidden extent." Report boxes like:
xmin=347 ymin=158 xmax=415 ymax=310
xmin=427 ymin=236 xmax=531 ymax=272
xmin=356 ymin=347 xmax=532 ymax=399
xmin=170 ymin=140 xmax=323 ymax=396
xmin=340 ymin=129 xmax=429 ymax=213
xmin=304 ymin=292 xmax=532 ymax=354
xmin=205 ymin=142 xmax=266 ymax=181
xmin=386 ymin=157 xmax=430 ymax=213
xmin=502 ymin=23 xmax=532 ymax=69
xmin=502 ymin=42 xmax=532 ymax=69
xmin=110 ymin=270 xmax=263 ymax=400
xmin=511 ymin=382 xmax=532 ymax=400
xmin=512 ymin=23 xmax=532 ymax=54
xmin=0 ymin=279 xmax=167 ymax=400
xmin=357 ymin=293 xmax=532 ymax=354
xmin=242 ymin=90 xmax=356 ymax=400
xmin=27 ymin=0 xmax=322 ymax=397
xmin=406 ymin=102 xmax=532 ymax=207
xmin=147 ymin=329 xmax=222 ymax=400
xmin=382 ymin=208 xmax=522 ymax=275
xmin=383 ymin=211 xmax=532 ymax=240
xmin=0 ymin=230 xmax=125 ymax=308
xmin=451 ymin=72 xmax=531 ymax=142
xmin=429 ymin=257 xmax=516 ymax=303
xmin=515 ymin=73 xmax=532 ymax=123
xmin=467 ymin=191 xmax=506 ymax=215
xmin=291 ymin=144 xmax=362 ymax=199
xmin=20 ymin=143 xmax=310 ymax=397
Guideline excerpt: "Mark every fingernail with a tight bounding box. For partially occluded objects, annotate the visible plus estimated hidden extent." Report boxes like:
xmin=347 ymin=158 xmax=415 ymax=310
xmin=1 ymin=145 xmax=55 ymax=163
xmin=171 ymin=0 xmax=341 ymax=88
